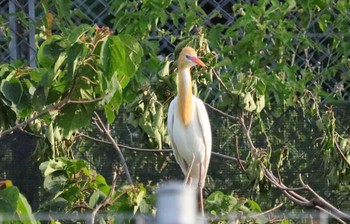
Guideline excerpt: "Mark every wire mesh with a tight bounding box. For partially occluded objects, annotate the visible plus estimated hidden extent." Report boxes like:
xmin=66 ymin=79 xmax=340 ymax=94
xmin=1 ymin=0 xmax=349 ymax=96
xmin=0 ymin=0 xmax=350 ymax=223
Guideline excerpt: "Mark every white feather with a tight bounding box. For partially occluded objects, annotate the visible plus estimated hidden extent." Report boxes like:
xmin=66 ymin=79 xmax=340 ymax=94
xmin=167 ymin=95 xmax=212 ymax=188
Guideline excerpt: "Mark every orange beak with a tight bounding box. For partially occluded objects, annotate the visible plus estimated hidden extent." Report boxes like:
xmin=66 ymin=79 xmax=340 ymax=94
xmin=189 ymin=56 xmax=205 ymax=67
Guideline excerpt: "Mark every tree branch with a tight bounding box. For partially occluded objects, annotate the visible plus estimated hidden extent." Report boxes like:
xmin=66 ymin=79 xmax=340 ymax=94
xmin=89 ymin=166 xmax=120 ymax=224
xmin=76 ymin=132 xmax=173 ymax=153
xmin=93 ymin=112 xmax=134 ymax=186
xmin=250 ymin=203 xmax=284 ymax=218
xmin=0 ymin=97 xmax=69 ymax=138
xmin=208 ymin=104 xmax=350 ymax=223
xmin=234 ymin=136 xmax=246 ymax=171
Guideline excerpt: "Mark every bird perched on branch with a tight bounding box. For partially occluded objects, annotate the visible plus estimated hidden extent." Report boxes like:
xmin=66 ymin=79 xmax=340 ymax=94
xmin=167 ymin=47 xmax=212 ymax=214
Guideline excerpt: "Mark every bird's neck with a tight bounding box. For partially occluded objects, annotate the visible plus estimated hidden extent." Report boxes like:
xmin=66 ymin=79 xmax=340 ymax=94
xmin=178 ymin=67 xmax=193 ymax=127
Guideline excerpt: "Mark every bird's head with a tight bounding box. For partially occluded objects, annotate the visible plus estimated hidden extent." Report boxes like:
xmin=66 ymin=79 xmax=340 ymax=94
xmin=178 ymin=47 xmax=205 ymax=70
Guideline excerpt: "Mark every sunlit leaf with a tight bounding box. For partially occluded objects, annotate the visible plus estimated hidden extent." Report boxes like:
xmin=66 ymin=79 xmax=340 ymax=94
xmin=17 ymin=193 xmax=37 ymax=224
xmin=37 ymin=35 xmax=62 ymax=68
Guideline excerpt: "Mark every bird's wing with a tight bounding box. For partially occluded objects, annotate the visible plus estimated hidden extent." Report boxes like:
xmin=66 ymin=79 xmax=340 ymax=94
xmin=167 ymin=98 xmax=188 ymax=175
xmin=194 ymin=98 xmax=212 ymax=178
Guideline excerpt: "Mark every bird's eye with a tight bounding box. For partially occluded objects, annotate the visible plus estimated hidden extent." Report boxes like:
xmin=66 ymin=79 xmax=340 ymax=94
xmin=185 ymin=55 xmax=191 ymax=60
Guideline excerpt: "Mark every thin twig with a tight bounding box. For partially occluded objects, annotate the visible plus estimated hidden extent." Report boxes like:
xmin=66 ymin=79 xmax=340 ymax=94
xmin=334 ymin=140 xmax=350 ymax=166
xmin=76 ymin=132 xmax=173 ymax=153
xmin=234 ymin=136 xmax=246 ymax=171
xmin=238 ymin=114 xmax=256 ymax=151
xmin=94 ymin=112 xmax=134 ymax=186
xmin=68 ymin=94 xmax=110 ymax=104
xmin=204 ymin=102 xmax=239 ymax=121
xmin=299 ymin=174 xmax=350 ymax=221
xmin=212 ymin=69 xmax=232 ymax=96
xmin=90 ymin=166 xmax=119 ymax=224
xmin=250 ymin=203 xmax=284 ymax=218
xmin=0 ymin=97 xmax=69 ymax=138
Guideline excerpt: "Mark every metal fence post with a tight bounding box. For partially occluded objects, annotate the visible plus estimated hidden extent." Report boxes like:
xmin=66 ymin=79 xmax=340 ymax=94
xmin=9 ymin=0 xmax=17 ymax=61
xmin=320 ymin=212 xmax=328 ymax=224
xmin=156 ymin=182 xmax=205 ymax=224
xmin=28 ymin=0 xmax=36 ymax=67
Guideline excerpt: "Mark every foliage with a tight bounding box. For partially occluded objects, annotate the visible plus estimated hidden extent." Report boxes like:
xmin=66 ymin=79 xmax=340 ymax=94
xmin=0 ymin=181 xmax=37 ymax=224
xmin=39 ymin=158 xmax=155 ymax=220
xmin=1 ymin=0 xmax=350 ymax=223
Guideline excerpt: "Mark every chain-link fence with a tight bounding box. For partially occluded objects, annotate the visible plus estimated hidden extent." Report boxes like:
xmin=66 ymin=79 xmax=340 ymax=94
xmin=2 ymin=0 xmax=350 ymax=92
xmin=1 ymin=0 xmax=350 ymax=222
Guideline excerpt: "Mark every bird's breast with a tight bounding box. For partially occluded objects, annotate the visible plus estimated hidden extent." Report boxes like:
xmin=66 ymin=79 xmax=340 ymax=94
xmin=172 ymin=98 xmax=206 ymax=163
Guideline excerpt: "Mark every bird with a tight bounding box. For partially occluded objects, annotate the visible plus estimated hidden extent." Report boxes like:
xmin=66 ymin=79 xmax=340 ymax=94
xmin=167 ymin=46 xmax=212 ymax=214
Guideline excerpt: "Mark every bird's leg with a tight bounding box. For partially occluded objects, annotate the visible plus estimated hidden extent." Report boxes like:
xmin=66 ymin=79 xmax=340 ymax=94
xmin=199 ymin=162 xmax=204 ymax=215
xmin=184 ymin=154 xmax=195 ymax=185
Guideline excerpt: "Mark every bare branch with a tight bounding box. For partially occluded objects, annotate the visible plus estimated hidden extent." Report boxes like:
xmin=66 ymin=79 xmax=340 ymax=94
xmin=76 ymin=132 xmax=173 ymax=153
xmin=212 ymin=69 xmax=232 ymax=96
xmin=205 ymin=104 xmax=350 ymax=222
xmin=238 ymin=114 xmax=256 ymax=151
xmin=334 ymin=140 xmax=350 ymax=166
xmin=93 ymin=112 xmax=134 ymax=186
xmin=0 ymin=97 xmax=69 ymax=138
xmin=89 ymin=166 xmax=120 ymax=224
xmin=234 ymin=136 xmax=246 ymax=171
xmin=68 ymin=94 xmax=110 ymax=104
xmin=250 ymin=203 xmax=284 ymax=218
xmin=204 ymin=102 xmax=239 ymax=121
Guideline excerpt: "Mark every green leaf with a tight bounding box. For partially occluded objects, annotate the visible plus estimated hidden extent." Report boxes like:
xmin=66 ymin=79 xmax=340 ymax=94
xmin=101 ymin=35 xmax=143 ymax=82
xmin=0 ymin=187 xmax=19 ymax=214
xmin=17 ymin=193 xmax=37 ymax=224
xmin=37 ymin=35 xmax=62 ymax=68
xmin=41 ymin=159 xmax=66 ymax=176
xmin=55 ymin=104 xmax=94 ymax=137
xmin=207 ymin=191 xmax=224 ymax=205
xmin=101 ymin=36 xmax=125 ymax=80
xmin=1 ymin=77 xmax=23 ymax=105
xmin=43 ymin=172 xmax=68 ymax=193
xmin=247 ymin=199 xmax=262 ymax=213
xmin=67 ymin=24 xmax=93 ymax=44
xmin=256 ymin=94 xmax=265 ymax=113
xmin=55 ymin=0 xmax=72 ymax=22
xmin=89 ymin=191 xmax=101 ymax=208
xmin=66 ymin=42 xmax=87 ymax=76
xmin=133 ymin=188 xmax=146 ymax=214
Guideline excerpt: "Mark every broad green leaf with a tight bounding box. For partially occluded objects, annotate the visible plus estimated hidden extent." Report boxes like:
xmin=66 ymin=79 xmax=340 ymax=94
xmin=67 ymin=24 xmax=93 ymax=45
xmin=43 ymin=172 xmax=68 ymax=193
xmin=101 ymin=35 xmax=143 ymax=82
xmin=65 ymin=159 xmax=88 ymax=173
xmin=256 ymin=94 xmax=265 ymax=113
xmin=207 ymin=191 xmax=224 ymax=204
xmin=17 ymin=193 xmax=37 ymax=224
xmin=247 ymin=199 xmax=262 ymax=213
xmin=32 ymin=86 xmax=47 ymax=110
xmin=0 ymin=187 xmax=19 ymax=214
xmin=1 ymin=77 xmax=23 ymax=105
xmin=55 ymin=0 xmax=72 ymax=22
xmin=66 ymin=42 xmax=87 ymax=76
xmin=133 ymin=189 xmax=145 ymax=214
xmin=89 ymin=191 xmax=101 ymax=208
xmin=43 ymin=159 xmax=66 ymax=176
xmin=55 ymin=103 xmax=94 ymax=137
xmin=103 ymin=104 xmax=115 ymax=124
xmin=37 ymin=35 xmax=62 ymax=68
xmin=101 ymin=36 xmax=125 ymax=80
